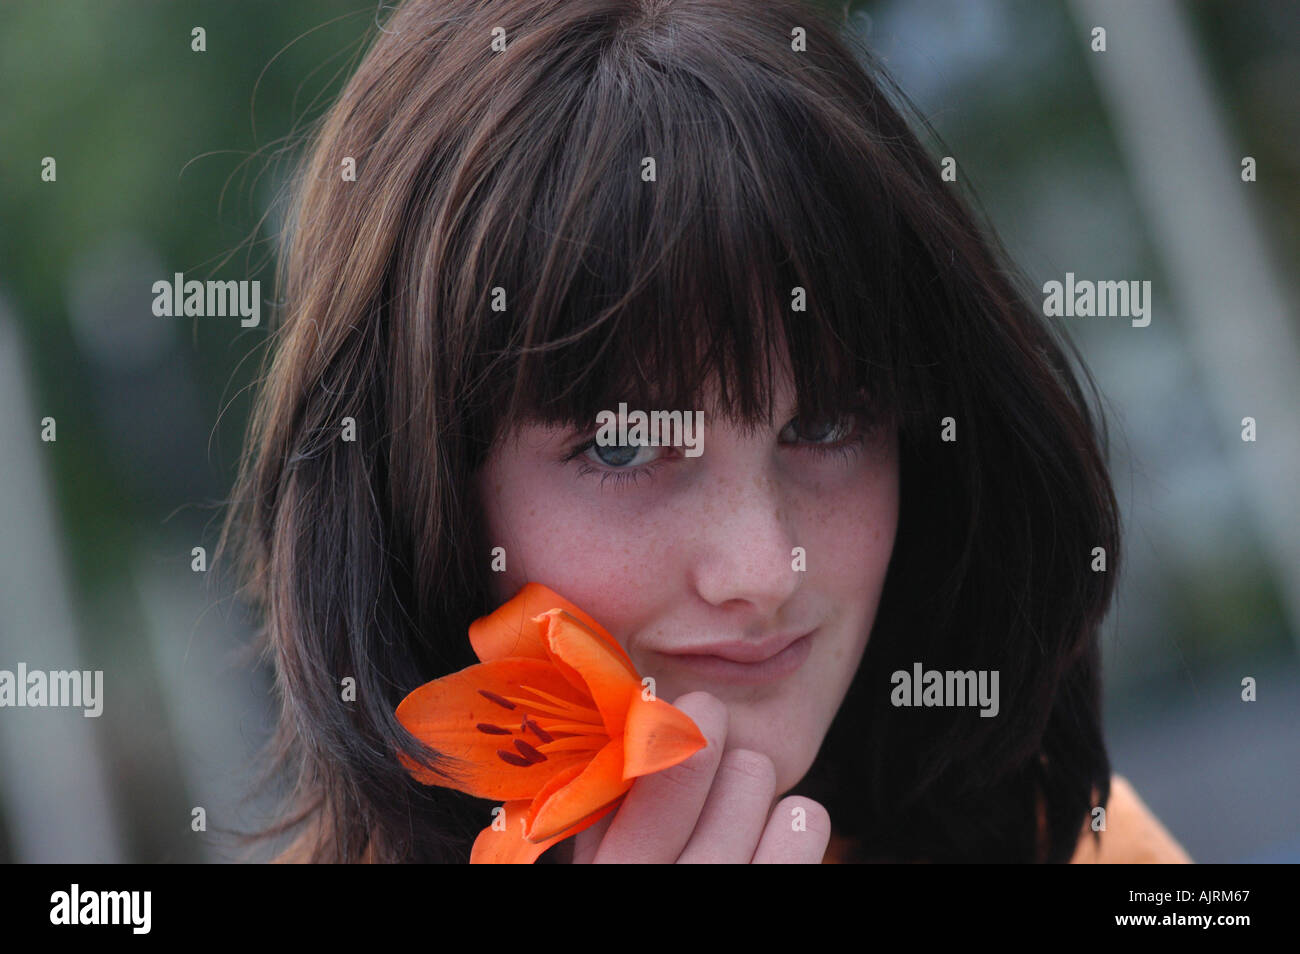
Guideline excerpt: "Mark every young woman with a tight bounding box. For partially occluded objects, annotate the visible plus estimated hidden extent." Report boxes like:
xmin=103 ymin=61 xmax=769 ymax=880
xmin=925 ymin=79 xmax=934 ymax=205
xmin=220 ymin=0 xmax=1190 ymax=863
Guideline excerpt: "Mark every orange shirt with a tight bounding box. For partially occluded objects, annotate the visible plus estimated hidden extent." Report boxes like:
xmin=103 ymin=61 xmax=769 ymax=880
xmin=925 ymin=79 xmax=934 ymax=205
xmin=1067 ymin=775 xmax=1191 ymax=864
xmin=821 ymin=774 xmax=1192 ymax=863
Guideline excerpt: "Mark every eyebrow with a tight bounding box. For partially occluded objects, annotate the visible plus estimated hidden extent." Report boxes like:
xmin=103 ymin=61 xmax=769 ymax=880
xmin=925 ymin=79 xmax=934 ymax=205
xmin=545 ymin=384 xmax=871 ymax=438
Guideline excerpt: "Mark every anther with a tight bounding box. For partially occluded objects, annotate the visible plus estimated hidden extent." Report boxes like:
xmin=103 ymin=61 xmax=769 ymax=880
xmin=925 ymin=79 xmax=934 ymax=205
xmin=478 ymin=689 xmax=516 ymax=710
xmin=523 ymin=716 xmax=554 ymax=744
xmin=513 ymin=739 xmax=548 ymax=764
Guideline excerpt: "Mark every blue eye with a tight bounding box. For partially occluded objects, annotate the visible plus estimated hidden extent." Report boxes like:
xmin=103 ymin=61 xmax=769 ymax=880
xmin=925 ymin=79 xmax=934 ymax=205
xmin=586 ymin=440 xmax=660 ymax=469
xmin=562 ymin=437 xmax=667 ymax=489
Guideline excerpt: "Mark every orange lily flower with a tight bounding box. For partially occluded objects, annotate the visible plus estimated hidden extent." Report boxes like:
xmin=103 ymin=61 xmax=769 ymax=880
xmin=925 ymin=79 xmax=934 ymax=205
xmin=395 ymin=583 xmax=707 ymax=863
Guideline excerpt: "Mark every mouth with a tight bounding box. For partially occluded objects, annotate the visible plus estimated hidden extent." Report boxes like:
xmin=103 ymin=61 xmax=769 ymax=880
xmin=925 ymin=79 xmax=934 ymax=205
xmin=654 ymin=630 xmax=815 ymax=686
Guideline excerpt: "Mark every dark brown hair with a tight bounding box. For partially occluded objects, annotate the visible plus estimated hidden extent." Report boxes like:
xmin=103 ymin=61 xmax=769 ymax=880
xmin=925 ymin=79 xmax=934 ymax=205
xmin=219 ymin=0 xmax=1117 ymax=863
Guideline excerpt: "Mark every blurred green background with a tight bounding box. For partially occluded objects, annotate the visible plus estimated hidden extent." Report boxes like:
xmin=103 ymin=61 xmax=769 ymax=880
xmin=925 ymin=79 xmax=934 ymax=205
xmin=1 ymin=0 xmax=1296 ymax=862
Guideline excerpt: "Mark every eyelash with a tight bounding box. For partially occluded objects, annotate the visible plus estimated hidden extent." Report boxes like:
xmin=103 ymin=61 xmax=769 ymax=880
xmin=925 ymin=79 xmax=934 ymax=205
xmin=562 ymin=412 xmax=876 ymax=490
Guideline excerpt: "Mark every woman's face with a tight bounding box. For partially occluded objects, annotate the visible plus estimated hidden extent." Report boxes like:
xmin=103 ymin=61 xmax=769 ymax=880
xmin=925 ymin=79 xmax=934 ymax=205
xmin=475 ymin=366 xmax=899 ymax=795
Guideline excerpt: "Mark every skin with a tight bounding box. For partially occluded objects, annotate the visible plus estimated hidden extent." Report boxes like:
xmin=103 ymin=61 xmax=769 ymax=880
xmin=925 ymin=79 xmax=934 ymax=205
xmin=476 ymin=360 xmax=900 ymax=862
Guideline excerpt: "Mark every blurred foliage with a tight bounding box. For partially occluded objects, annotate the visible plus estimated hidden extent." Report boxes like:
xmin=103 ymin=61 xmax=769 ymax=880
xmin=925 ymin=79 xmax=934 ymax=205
xmin=2 ymin=0 xmax=369 ymax=584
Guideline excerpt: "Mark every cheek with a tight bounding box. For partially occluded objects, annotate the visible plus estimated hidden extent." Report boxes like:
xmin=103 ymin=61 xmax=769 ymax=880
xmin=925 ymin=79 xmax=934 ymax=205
xmin=480 ymin=464 xmax=664 ymax=617
xmin=800 ymin=455 xmax=900 ymax=596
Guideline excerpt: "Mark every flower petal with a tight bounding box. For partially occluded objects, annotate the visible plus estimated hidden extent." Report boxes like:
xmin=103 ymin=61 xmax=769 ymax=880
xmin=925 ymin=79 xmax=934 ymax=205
xmin=621 ymin=692 xmax=709 ymax=780
xmin=394 ymin=659 xmax=597 ymax=800
xmin=541 ymin=610 xmax=641 ymax=737
xmin=525 ymin=738 xmax=633 ymax=842
xmin=469 ymin=582 xmax=633 ymax=667
xmin=470 ymin=799 xmax=619 ymax=864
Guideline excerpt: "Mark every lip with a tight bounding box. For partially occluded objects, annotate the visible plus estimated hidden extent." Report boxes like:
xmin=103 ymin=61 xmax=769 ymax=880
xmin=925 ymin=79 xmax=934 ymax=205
xmin=655 ymin=631 xmax=815 ymax=685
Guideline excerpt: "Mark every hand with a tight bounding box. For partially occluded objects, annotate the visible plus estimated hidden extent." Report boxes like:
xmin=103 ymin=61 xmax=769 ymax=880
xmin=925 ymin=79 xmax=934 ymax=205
xmin=569 ymin=691 xmax=832 ymax=863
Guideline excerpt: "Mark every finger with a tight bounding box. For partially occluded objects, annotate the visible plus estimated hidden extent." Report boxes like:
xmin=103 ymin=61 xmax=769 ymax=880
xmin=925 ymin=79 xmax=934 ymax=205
xmin=674 ymin=748 xmax=776 ymax=864
xmin=589 ymin=691 xmax=729 ymax=864
xmin=750 ymin=796 xmax=832 ymax=864
xmin=569 ymin=810 xmax=614 ymax=864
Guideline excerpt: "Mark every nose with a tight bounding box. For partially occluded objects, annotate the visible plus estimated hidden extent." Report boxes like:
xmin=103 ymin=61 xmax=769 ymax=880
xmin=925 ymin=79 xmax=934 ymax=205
xmin=688 ymin=469 xmax=802 ymax=618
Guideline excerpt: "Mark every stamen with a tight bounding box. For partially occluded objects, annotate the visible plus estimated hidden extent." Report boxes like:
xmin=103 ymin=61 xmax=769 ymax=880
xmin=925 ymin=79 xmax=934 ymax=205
xmin=513 ymin=684 xmax=600 ymax=714
xmin=475 ymin=723 xmax=512 ymax=735
xmin=502 ymin=697 xmax=585 ymax=720
xmin=478 ymin=689 xmax=516 ymax=710
xmin=536 ymin=722 xmax=605 ymax=736
xmin=538 ymin=736 xmax=606 ymax=754
xmin=504 ymin=692 xmax=602 ymax=723
xmin=514 ymin=740 xmax=548 ymax=764
xmin=497 ymin=750 xmax=533 ymax=767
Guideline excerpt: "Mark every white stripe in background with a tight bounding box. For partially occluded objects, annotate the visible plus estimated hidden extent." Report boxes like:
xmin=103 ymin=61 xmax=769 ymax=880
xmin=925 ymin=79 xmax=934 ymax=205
xmin=0 ymin=300 xmax=125 ymax=862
